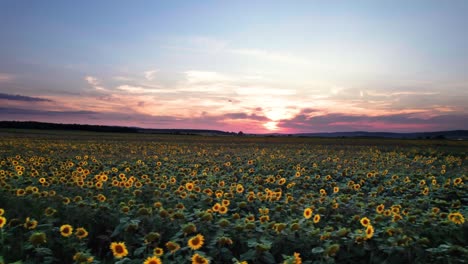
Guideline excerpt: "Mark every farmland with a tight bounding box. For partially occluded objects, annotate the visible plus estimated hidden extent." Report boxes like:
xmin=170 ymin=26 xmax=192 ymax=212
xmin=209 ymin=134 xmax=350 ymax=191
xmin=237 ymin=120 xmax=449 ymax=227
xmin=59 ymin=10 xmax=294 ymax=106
xmin=0 ymin=130 xmax=466 ymax=264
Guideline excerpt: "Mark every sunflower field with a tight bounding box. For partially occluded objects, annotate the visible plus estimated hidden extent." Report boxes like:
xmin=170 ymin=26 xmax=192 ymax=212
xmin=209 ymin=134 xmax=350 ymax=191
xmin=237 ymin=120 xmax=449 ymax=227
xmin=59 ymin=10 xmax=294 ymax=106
xmin=0 ymin=131 xmax=466 ymax=264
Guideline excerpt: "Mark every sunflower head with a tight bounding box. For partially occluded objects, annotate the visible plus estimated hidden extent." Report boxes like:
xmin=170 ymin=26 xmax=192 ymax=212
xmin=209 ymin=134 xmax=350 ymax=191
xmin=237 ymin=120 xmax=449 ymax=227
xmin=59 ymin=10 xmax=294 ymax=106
xmin=75 ymin=227 xmax=89 ymax=239
xmin=110 ymin=241 xmax=129 ymax=259
xmin=188 ymin=234 xmax=205 ymax=250
xmin=303 ymin=208 xmax=313 ymax=219
xmin=60 ymin=224 xmax=73 ymax=237
xmin=313 ymin=214 xmax=321 ymax=224
xmin=360 ymin=217 xmax=371 ymax=227
xmin=0 ymin=216 xmax=6 ymax=228
xmin=143 ymin=256 xmax=162 ymax=264
xmin=191 ymin=253 xmax=210 ymax=264
xmin=365 ymin=225 xmax=375 ymax=239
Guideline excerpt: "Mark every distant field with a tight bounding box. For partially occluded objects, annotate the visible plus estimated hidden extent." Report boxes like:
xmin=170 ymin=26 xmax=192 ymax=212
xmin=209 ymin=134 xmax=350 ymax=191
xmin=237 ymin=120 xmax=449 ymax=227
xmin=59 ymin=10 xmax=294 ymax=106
xmin=0 ymin=130 xmax=466 ymax=263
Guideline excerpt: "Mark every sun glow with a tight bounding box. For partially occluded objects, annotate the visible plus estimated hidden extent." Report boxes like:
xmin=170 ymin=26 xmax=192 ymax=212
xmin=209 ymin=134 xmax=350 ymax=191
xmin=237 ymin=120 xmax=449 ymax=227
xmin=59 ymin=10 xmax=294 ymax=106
xmin=263 ymin=121 xmax=279 ymax=131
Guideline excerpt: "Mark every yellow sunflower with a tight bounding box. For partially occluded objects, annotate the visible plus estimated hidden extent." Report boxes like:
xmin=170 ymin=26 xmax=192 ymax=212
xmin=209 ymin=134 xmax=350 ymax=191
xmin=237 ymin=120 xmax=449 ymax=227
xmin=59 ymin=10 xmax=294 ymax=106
xmin=0 ymin=216 xmax=6 ymax=228
xmin=60 ymin=224 xmax=73 ymax=237
xmin=165 ymin=241 xmax=180 ymax=253
xmin=218 ymin=206 xmax=228 ymax=214
xmin=188 ymin=234 xmax=205 ymax=250
xmin=365 ymin=225 xmax=374 ymax=239
xmin=191 ymin=253 xmax=210 ymax=264
xmin=360 ymin=217 xmax=371 ymax=227
xmin=153 ymin=247 xmax=164 ymax=257
xmin=75 ymin=227 xmax=89 ymax=239
xmin=313 ymin=214 xmax=321 ymax=223
xmin=143 ymin=256 xmax=162 ymax=264
xmin=24 ymin=217 xmax=38 ymax=230
xmin=110 ymin=241 xmax=129 ymax=259
xmin=303 ymin=208 xmax=313 ymax=219
xmin=448 ymin=212 xmax=465 ymax=224
xmin=376 ymin=204 xmax=385 ymax=214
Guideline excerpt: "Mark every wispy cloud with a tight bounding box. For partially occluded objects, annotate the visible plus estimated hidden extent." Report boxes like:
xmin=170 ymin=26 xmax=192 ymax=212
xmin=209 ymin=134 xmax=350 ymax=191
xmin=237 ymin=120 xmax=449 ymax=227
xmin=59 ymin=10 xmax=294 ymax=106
xmin=116 ymin=85 xmax=172 ymax=94
xmin=0 ymin=107 xmax=96 ymax=116
xmin=0 ymin=93 xmax=53 ymax=102
xmin=143 ymin=70 xmax=159 ymax=81
xmin=84 ymin=76 xmax=107 ymax=91
xmin=0 ymin=73 xmax=14 ymax=82
xmin=277 ymin=110 xmax=468 ymax=133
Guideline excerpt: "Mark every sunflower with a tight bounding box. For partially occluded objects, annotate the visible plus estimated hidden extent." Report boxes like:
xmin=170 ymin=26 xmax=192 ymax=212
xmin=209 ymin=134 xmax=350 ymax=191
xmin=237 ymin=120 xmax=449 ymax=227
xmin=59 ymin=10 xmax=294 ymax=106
xmin=448 ymin=212 xmax=465 ymax=225
xmin=293 ymin=252 xmax=302 ymax=264
xmin=110 ymin=241 xmax=129 ymax=259
xmin=186 ymin=182 xmax=195 ymax=191
xmin=376 ymin=204 xmax=385 ymax=214
xmin=365 ymin=225 xmax=374 ymax=239
xmin=75 ymin=227 xmax=89 ymax=239
xmin=453 ymin=177 xmax=463 ymax=186
xmin=313 ymin=214 xmax=321 ymax=223
xmin=392 ymin=214 xmax=402 ymax=222
xmin=191 ymin=253 xmax=210 ymax=264
xmin=24 ymin=217 xmax=38 ymax=230
xmin=278 ymin=178 xmax=286 ymax=185
xmin=319 ymin=189 xmax=327 ymax=196
xmin=218 ymin=206 xmax=228 ymax=214
xmin=0 ymin=216 xmax=6 ymax=228
xmin=0 ymin=208 xmax=4 ymax=216
xmin=360 ymin=217 xmax=371 ymax=227
xmin=303 ymin=208 xmax=313 ymax=219
xmin=60 ymin=224 xmax=73 ymax=237
xmin=222 ymin=199 xmax=230 ymax=207
xmin=16 ymin=188 xmax=26 ymax=196
xmin=153 ymin=247 xmax=164 ymax=256
xmin=259 ymin=215 xmax=270 ymax=223
xmin=165 ymin=241 xmax=180 ymax=253
xmin=421 ymin=187 xmax=429 ymax=196
xmin=212 ymin=203 xmax=221 ymax=212
xmin=143 ymin=256 xmax=162 ymax=264
xmin=188 ymin=234 xmax=205 ymax=250
xmin=333 ymin=187 xmax=339 ymax=193
xmin=29 ymin=232 xmax=47 ymax=245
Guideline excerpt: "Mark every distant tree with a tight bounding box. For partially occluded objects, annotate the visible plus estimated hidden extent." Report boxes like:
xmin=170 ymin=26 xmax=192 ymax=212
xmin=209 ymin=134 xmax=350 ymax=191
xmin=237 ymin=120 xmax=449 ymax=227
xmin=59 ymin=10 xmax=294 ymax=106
xmin=238 ymin=131 xmax=244 ymax=136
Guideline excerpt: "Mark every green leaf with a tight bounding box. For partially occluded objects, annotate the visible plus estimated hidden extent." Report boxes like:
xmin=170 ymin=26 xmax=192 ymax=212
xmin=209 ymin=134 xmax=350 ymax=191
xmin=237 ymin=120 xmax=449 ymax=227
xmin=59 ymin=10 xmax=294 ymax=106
xmin=261 ymin=252 xmax=276 ymax=264
xmin=311 ymin=247 xmax=324 ymax=254
xmin=133 ymin=245 xmax=146 ymax=256
xmin=247 ymin=238 xmax=257 ymax=247
xmin=34 ymin=247 xmax=53 ymax=256
xmin=115 ymin=257 xmax=131 ymax=264
xmin=240 ymin=249 xmax=257 ymax=260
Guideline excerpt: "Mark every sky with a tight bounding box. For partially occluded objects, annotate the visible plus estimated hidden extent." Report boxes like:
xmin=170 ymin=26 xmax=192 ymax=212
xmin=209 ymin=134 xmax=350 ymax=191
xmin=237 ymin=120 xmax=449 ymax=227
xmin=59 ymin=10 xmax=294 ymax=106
xmin=1 ymin=0 xmax=467 ymax=133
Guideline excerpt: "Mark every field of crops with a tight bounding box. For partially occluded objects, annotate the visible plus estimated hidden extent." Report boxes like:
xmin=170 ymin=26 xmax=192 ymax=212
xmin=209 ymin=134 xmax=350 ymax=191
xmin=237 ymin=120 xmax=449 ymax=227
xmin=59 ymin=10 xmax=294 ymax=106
xmin=0 ymin=130 xmax=466 ymax=264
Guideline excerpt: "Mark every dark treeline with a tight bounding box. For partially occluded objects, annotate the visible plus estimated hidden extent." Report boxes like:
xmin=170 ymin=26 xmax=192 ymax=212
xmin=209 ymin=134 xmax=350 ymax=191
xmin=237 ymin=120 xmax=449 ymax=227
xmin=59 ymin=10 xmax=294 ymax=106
xmin=0 ymin=121 xmax=139 ymax=133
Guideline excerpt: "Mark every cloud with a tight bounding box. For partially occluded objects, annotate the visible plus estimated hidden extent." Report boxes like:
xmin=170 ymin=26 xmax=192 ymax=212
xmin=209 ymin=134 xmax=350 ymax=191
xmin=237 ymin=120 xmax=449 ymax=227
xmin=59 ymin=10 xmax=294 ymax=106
xmin=185 ymin=71 xmax=232 ymax=84
xmin=0 ymin=73 xmax=14 ymax=82
xmin=277 ymin=109 xmax=468 ymax=133
xmin=235 ymin=87 xmax=296 ymax=96
xmin=0 ymin=107 xmax=96 ymax=116
xmin=222 ymin=112 xmax=269 ymax=121
xmin=116 ymin=85 xmax=169 ymax=94
xmin=84 ymin=76 xmax=107 ymax=91
xmin=0 ymin=93 xmax=53 ymax=102
xmin=144 ymin=70 xmax=159 ymax=81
